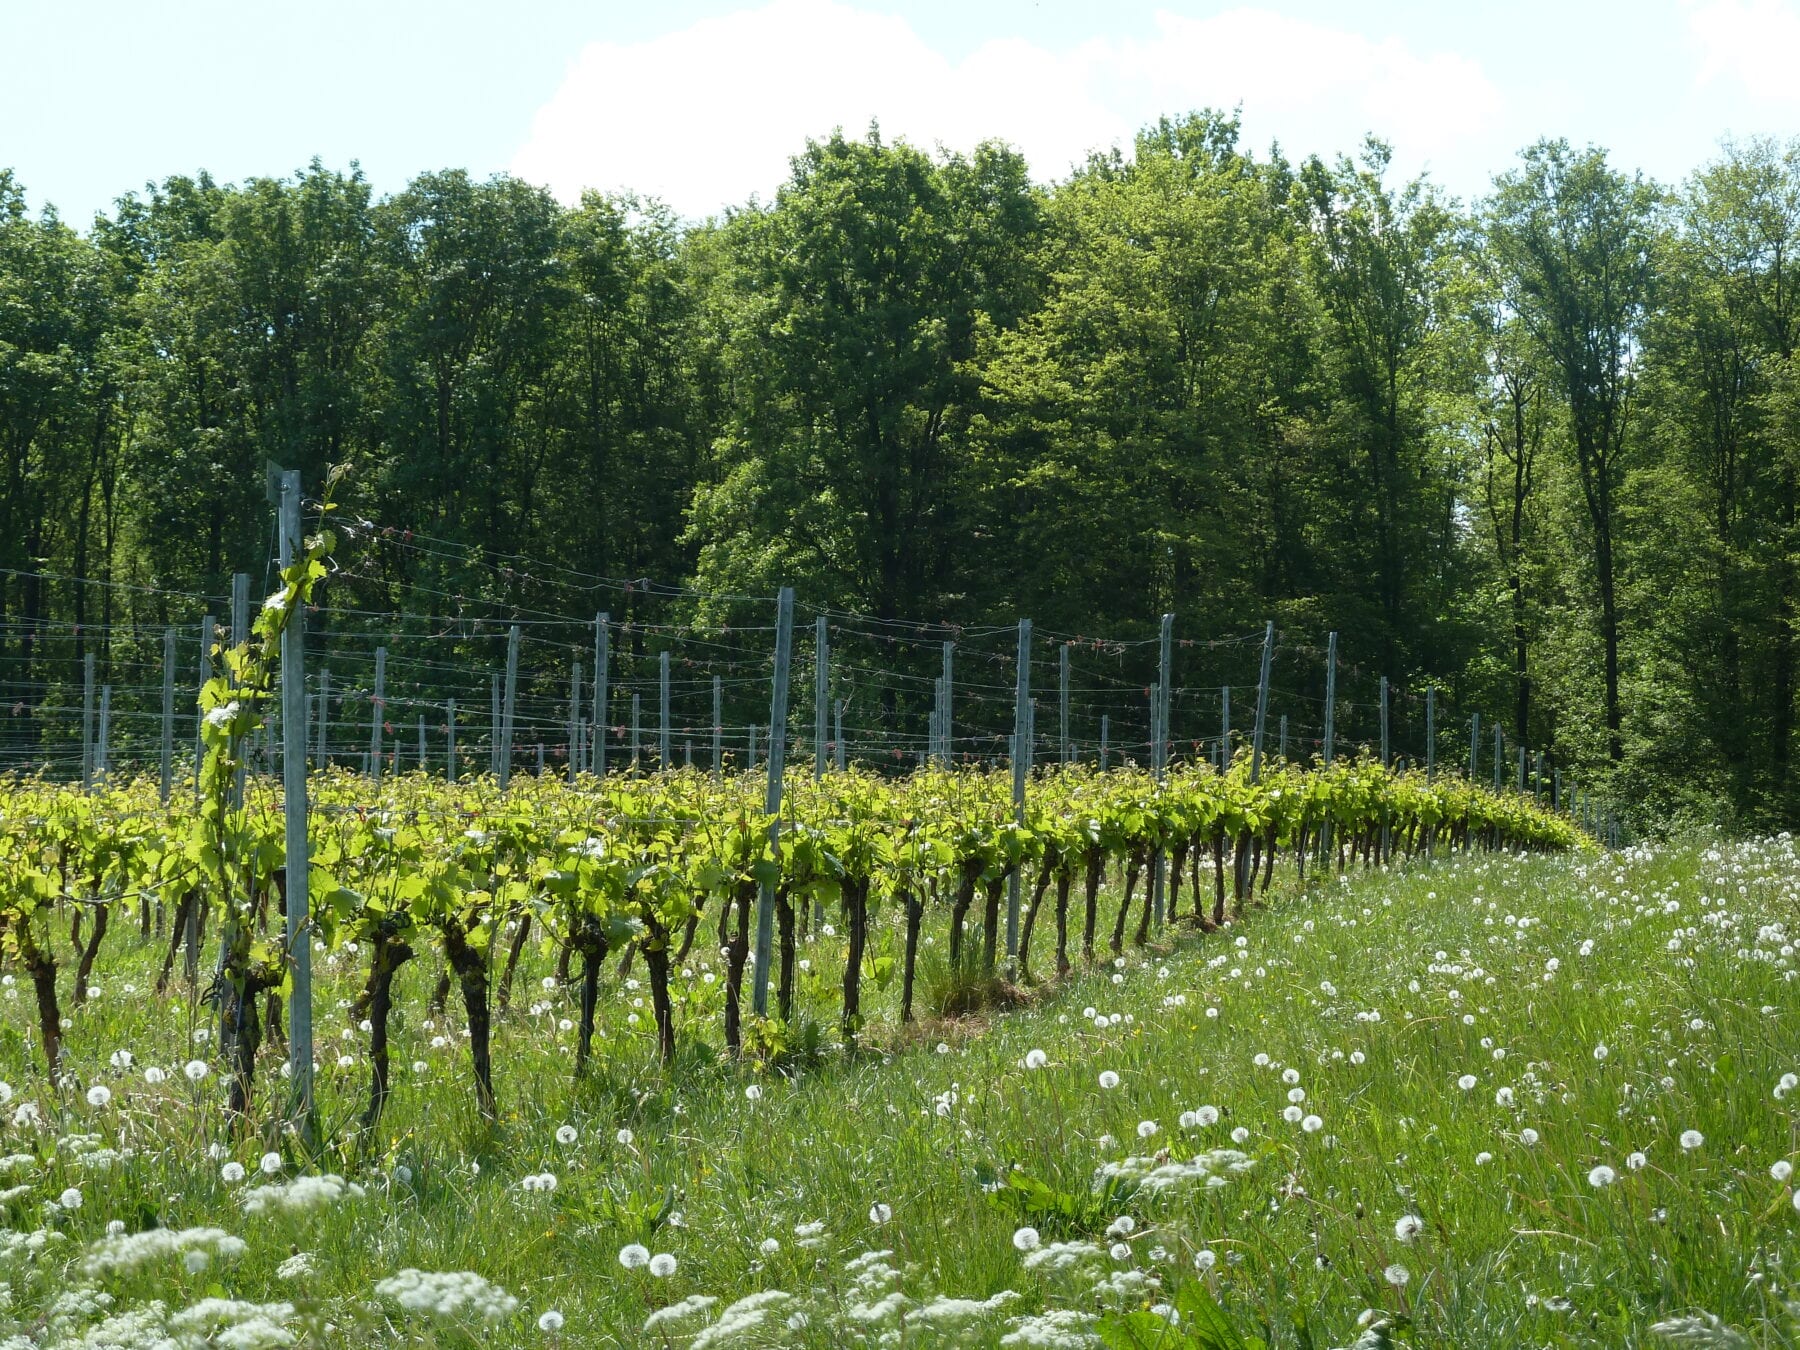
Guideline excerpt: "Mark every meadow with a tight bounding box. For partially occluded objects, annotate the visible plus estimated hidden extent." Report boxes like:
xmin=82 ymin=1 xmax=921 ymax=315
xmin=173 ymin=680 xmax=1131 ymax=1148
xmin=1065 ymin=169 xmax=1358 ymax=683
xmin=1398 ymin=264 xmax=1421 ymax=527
xmin=2 ymin=833 xmax=1796 ymax=1347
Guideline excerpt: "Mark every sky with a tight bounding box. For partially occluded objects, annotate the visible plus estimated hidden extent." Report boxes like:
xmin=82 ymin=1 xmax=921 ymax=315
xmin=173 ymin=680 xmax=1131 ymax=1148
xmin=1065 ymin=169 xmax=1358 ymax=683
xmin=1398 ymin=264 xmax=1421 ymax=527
xmin=3 ymin=0 xmax=1797 ymax=227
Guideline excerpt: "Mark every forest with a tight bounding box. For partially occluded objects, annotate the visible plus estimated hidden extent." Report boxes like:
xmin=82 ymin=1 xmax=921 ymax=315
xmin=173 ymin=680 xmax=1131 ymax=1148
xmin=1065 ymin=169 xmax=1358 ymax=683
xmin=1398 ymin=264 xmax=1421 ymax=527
xmin=1 ymin=111 xmax=1796 ymax=827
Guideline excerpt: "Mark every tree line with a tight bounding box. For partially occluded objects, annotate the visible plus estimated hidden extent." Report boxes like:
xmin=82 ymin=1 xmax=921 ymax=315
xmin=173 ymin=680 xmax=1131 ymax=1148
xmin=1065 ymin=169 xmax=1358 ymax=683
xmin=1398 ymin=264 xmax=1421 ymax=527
xmin=2 ymin=111 xmax=1796 ymax=826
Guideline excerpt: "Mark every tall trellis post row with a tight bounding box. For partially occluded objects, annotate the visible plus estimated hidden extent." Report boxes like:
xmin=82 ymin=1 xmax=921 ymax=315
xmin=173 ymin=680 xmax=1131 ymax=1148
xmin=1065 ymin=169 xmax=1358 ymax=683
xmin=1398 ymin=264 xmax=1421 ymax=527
xmin=1425 ymin=686 xmax=1436 ymax=782
xmin=80 ymin=650 xmax=95 ymax=791
xmin=1323 ymin=632 xmax=1338 ymax=766
xmin=1219 ymin=685 xmax=1230 ymax=769
xmin=1249 ymin=621 xmax=1275 ymax=781
xmin=160 ymin=628 xmax=176 ymax=804
xmin=1151 ymin=612 xmax=1173 ymax=925
xmin=1005 ymin=617 xmax=1032 ymax=973
xmin=1516 ymin=744 xmax=1526 ymax=793
xmin=752 ymin=587 xmax=795 ymax=1018
xmin=712 ymin=675 xmax=723 ymax=780
xmin=1279 ymin=714 xmax=1288 ymax=762
xmin=833 ymin=699 xmax=845 ymax=771
xmin=594 ymin=613 xmax=609 ymax=777
xmin=1059 ymin=643 xmax=1071 ymax=764
xmin=1469 ymin=712 xmax=1480 ymax=783
xmin=1100 ymin=714 xmax=1110 ymax=769
xmin=814 ymin=615 xmax=829 ymax=778
xmin=417 ymin=715 xmax=427 ymax=773
xmin=568 ymin=659 xmax=582 ymax=785
xmin=368 ymin=646 xmax=387 ymax=785
xmin=941 ymin=641 xmax=954 ymax=765
xmin=498 ymin=625 xmax=520 ymax=790
xmin=631 ymin=694 xmax=642 ymax=771
xmin=446 ymin=700 xmax=457 ymax=782
xmin=1492 ymin=723 xmax=1503 ymax=793
xmin=96 ymin=683 xmax=110 ymax=782
xmin=273 ymin=468 xmax=314 ymax=1138
xmin=660 ymin=650 xmax=672 ymax=770
xmin=1236 ymin=620 xmax=1275 ymax=898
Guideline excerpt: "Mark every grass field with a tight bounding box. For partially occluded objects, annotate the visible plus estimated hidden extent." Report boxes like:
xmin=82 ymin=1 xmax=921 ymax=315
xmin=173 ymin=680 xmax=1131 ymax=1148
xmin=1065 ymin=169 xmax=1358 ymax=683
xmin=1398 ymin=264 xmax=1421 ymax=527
xmin=3 ymin=837 xmax=1798 ymax=1347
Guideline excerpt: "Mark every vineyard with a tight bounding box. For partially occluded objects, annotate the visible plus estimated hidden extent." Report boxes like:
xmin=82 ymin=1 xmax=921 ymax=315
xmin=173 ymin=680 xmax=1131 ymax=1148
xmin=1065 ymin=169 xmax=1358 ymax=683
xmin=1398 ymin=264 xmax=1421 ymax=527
xmin=2 ymin=757 xmax=1579 ymax=1118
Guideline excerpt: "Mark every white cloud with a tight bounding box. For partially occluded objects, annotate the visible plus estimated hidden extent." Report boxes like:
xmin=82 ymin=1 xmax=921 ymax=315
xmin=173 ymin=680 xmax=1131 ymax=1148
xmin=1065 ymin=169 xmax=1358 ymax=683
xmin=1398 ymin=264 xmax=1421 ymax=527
xmin=510 ymin=1 xmax=1507 ymax=219
xmin=1689 ymin=0 xmax=1800 ymax=102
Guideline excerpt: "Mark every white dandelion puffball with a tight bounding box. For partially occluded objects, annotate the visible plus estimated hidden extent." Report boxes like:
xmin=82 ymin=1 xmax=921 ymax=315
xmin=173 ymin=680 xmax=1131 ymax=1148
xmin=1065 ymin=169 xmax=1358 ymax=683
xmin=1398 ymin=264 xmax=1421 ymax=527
xmin=1024 ymin=1049 xmax=1048 ymax=1070
xmin=1772 ymin=1160 xmax=1793 ymax=1182
xmin=144 ymin=1067 xmax=167 ymax=1085
xmin=1179 ymin=1111 xmax=1198 ymax=1129
xmin=556 ymin=1125 xmax=578 ymax=1145
xmin=616 ymin=1128 xmax=633 ymax=1146
xmin=1231 ymin=1126 xmax=1250 ymax=1144
xmin=1283 ymin=1106 xmax=1304 ymax=1124
xmin=649 ymin=1253 xmax=677 ymax=1277
xmin=58 ymin=1187 xmax=83 ymax=1209
xmin=538 ymin=1310 xmax=564 ymax=1332
xmin=1475 ymin=1151 xmax=1494 ymax=1166
xmin=1137 ymin=1120 xmax=1159 ymax=1139
xmin=760 ymin=1237 xmax=781 ymax=1255
xmin=1394 ymin=1215 xmax=1424 ymax=1243
xmin=1384 ymin=1264 xmax=1410 ymax=1288
xmin=1013 ymin=1226 xmax=1041 ymax=1251
xmin=1302 ymin=1114 xmax=1324 ymax=1133
xmin=85 ymin=1085 xmax=112 ymax=1108
xmin=1589 ymin=1164 xmax=1617 ymax=1188
xmin=745 ymin=1084 xmax=763 ymax=1101
xmin=1098 ymin=1071 xmax=1120 ymax=1090
xmin=619 ymin=1244 xmax=651 ymax=1269
xmin=1627 ymin=1152 xmax=1648 ymax=1171
xmin=1680 ymin=1130 xmax=1704 ymax=1151
xmin=1520 ymin=1128 xmax=1540 ymax=1146
xmin=1195 ymin=1248 xmax=1217 ymax=1270
xmin=1110 ymin=1242 xmax=1132 ymax=1261
xmin=184 ymin=1060 xmax=209 ymax=1082
xmin=260 ymin=1153 xmax=283 ymax=1176
xmin=1593 ymin=1044 xmax=1609 ymax=1061
xmin=1457 ymin=1074 xmax=1477 ymax=1091
xmin=1196 ymin=1105 xmax=1220 ymax=1126
xmin=221 ymin=1162 xmax=246 ymax=1184
xmin=109 ymin=1049 xmax=133 ymax=1070
xmin=869 ymin=1202 xmax=892 ymax=1225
